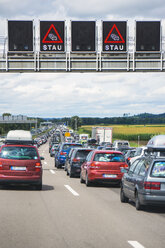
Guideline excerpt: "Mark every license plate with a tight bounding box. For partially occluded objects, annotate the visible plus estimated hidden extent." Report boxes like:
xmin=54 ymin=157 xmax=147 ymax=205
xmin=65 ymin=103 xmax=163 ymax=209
xmin=103 ymin=174 xmax=117 ymax=178
xmin=11 ymin=166 xmax=26 ymax=171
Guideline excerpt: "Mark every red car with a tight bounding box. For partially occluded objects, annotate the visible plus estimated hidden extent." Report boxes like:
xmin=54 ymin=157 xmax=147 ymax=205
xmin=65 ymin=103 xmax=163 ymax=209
xmin=80 ymin=150 xmax=128 ymax=186
xmin=0 ymin=130 xmax=43 ymax=190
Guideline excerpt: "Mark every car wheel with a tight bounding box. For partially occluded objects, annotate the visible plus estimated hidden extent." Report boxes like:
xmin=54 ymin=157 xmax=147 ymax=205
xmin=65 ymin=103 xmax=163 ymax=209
xmin=80 ymin=172 xmax=85 ymax=184
xmin=85 ymin=173 xmax=91 ymax=187
xmin=135 ymin=191 xmax=142 ymax=210
xmin=120 ymin=186 xmax=129 ymax=203
xmin=69 ymin=170 xmax=74 ymax=178
xmin=56 ymin=164 xmax=61 ymax=169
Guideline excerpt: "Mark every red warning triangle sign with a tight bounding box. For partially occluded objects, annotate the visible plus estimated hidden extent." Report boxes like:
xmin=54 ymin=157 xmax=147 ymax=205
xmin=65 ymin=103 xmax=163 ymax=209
xmin=42 ymin=24 xmax=63 ymax=43
xmin=104 ymin=24 xmax=125 ymax=44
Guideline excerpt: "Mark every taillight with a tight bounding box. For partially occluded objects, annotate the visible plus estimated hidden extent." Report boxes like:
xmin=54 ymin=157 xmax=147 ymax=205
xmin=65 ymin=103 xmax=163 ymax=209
xmin=89 ymin=162 xmax=100 ymax=169
xmin=60 ymin=152 xmax=67 ymax=155
xmin=0 ymin=164 xmax=3 ymax=170
xmin=144 ymin=182 xmax=160 ymax=190
xmin=35 ymin=162 xmax=41 ymax=172
xmin=73 ymin=158 xmax=80 ymax=162
xmin=120 ymin=164 xmax=128 ymax=173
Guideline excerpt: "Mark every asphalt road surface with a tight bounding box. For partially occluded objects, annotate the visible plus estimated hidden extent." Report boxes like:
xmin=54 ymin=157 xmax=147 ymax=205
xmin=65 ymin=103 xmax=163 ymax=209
xmin=0 ymin=142 xmax=165 ymax=248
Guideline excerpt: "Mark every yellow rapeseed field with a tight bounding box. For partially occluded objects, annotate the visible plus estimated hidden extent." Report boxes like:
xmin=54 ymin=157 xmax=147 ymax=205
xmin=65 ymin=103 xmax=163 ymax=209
xmin=81 ymin=125 xmax=165 ymax=136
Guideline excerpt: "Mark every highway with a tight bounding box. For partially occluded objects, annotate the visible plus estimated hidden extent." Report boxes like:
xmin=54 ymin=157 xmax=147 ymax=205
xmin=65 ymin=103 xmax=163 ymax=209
xmin=0 ymin=142 xmax=165 ymax=248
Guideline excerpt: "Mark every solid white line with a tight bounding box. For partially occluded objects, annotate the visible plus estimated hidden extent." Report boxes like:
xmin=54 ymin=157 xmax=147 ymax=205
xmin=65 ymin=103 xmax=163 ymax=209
xmin=64 ymin=185 xmax=79 ymax=196
xmin=128 ymin=241 xmax=145 ymax=248
xmin=50 ymin=170 xmax=56 ymax=174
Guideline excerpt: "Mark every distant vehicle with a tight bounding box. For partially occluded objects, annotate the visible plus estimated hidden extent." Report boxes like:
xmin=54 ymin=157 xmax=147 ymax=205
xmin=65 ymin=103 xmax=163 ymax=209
xmin=125 ymin=149 xmax=136 ymax=167
xmin=80 ymin=150 xmax=128 ymax=186
xmin=79 ymin=134 xmax=89 ymax=144
xmin=92 ymin=127 xmax=112 ymax=144
xmin=113 ymin=140 xmax=130 ymax=150
xmin=66 ymin=148 xmax=93 ymax=178
xmin=55 ymin=142 xmax=82 ymax=168
xmin=50 ymin=143 xmax=59 ymax=157
xmin=129 ymin=146 xmax=148 ymax=165
xmin=0 ymin=130 xmax=44 ymax=190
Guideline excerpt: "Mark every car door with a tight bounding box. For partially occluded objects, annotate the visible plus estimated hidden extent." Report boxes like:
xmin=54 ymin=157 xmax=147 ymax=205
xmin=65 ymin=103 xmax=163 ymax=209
xmin=130 ymin=159 xmax=145 ymax=200
xmin=123 ymin=159 xmax=140 ymax=199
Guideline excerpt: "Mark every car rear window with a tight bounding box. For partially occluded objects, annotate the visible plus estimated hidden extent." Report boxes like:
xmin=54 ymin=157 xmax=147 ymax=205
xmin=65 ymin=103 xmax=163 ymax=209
xmin=94 ymin=153 xmax=125 ymax=162
xmin=63 ymin=144 xmax=82 ymax=150
xmin=0 ymin=146 xmax=38 ymax=160
xmin=151 ymin=161 xmax=165 ymax=178
xmin=75 ymin=150 xmax=91 ymax=159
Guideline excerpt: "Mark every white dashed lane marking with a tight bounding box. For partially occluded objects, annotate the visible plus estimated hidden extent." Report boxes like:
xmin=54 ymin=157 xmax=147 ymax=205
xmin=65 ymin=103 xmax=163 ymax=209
xmin=64 ymin=185 xmax=79 ymax=196
xmin=50 ymin=169 xmax=56 ymax=174
xmin=128 ymin=241 xmax=145 ymax=248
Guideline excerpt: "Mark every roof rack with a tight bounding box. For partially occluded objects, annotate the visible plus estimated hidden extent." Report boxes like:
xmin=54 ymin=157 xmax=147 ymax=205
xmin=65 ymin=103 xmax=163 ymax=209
xmin=5 ymin=130 xmax=34 ymax=145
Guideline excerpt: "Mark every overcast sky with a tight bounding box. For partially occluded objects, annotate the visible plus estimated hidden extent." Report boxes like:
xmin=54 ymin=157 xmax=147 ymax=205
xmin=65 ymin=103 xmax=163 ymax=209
xmin=0 ymin=0 xmax=165 ymax=118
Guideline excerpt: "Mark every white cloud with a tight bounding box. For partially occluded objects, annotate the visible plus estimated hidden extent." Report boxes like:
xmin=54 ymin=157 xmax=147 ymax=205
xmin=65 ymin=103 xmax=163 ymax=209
xmin=0 ymin=72 xmax=165 ymax=117
xmin=0 ymin=0 xmax=165 ymax=117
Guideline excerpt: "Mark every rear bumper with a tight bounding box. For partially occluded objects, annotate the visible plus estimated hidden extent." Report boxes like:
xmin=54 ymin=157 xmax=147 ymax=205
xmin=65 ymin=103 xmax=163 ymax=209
xmin=0 ymin=174 xmax=42 ymax=185
xmin=88 ymin=170 xmax=123 ymax=182
xmin=71 ymin=166 xmax=81 ymax=175
xmin=140 ymin=194 xmax=165 ymax=206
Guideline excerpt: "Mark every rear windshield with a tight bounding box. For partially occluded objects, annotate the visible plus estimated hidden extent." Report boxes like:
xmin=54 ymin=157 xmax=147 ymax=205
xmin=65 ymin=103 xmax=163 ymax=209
xmin=75 ymin=150 xmax=91 ymax=159
xmin=63 ymin=144 xmax=82 ymax=150
xmin=0 ymin=146 xmax=38 ymax=160
xmin=94 ymin=153 xmax=125 ymax=162
xmin=151 ymin=161 xmax=165 ymax=178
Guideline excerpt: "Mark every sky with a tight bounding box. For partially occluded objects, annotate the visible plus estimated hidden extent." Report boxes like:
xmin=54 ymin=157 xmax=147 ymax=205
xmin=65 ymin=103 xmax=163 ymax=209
xmin=0 ymin=0 xmax=165 ymax=118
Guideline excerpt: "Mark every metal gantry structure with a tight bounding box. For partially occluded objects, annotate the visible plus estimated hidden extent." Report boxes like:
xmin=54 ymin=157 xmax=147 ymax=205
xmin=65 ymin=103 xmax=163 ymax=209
xmin=0 ymin=20 xmax=165 ymax=73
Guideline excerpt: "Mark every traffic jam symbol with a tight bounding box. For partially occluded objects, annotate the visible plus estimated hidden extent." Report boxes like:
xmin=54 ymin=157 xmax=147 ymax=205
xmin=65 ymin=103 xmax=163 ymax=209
xmin=42 ymin=24 xmax=63 ymax=51
xmin=104 ymin=24 xmax=125 ymax=51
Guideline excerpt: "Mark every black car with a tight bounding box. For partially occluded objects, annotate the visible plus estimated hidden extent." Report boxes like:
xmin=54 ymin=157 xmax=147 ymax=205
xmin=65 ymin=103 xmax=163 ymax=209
xmin=66 ymin=148 xmax=93 ymax=178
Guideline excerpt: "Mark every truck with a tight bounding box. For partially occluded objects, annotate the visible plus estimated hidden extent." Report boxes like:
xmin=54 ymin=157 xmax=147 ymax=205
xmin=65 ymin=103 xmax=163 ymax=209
xmin=92 ymin=127 xmax=113 ymax=145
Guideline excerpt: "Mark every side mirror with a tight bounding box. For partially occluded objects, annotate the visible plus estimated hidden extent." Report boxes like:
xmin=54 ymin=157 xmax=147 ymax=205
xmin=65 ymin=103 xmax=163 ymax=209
xmin=40 ymin=156 xmax=45 ymax=160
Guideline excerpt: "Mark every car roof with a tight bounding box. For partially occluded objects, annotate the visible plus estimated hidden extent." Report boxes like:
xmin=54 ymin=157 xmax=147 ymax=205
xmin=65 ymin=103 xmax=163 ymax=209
xmin=94 ymin=150 xmax=123 ymax=154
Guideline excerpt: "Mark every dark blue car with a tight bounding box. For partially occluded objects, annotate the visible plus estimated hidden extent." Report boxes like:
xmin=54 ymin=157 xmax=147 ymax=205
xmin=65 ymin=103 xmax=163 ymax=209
xmin=55 ymin=143 xmax=82 ymax=168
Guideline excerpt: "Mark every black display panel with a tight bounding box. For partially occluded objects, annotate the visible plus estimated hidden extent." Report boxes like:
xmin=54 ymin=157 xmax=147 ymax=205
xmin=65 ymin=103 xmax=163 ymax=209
xmin=103 ymin=21 xmax=127 ymax=52
xmin=136 ymin=21 xmax=160 ymax=52
xmin=71 ymin=21 xmax=95 ymax=52
xmin=40 ymin=21 xmax=65 ymax=52
xmin=8 ymin=21 xmax=33 ymax=52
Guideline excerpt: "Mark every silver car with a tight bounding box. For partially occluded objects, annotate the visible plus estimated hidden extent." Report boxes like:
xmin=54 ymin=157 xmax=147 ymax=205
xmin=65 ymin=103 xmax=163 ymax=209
xmin=120 ymin=156 xmax=165 ymax=210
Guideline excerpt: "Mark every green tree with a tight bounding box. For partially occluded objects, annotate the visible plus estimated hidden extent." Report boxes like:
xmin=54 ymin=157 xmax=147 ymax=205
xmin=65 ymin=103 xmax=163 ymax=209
xmin=2 ymin=113 xmax=11 ymax=117
xmin=70 ymin=116 xmax=82 ymax=130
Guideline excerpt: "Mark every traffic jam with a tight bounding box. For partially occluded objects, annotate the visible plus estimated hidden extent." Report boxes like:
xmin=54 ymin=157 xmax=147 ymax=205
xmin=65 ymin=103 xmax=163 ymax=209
xmin=49 ymin=126 xmax=165 ymax=211
xmin=0 ymin=126 xmax=165 ymax=212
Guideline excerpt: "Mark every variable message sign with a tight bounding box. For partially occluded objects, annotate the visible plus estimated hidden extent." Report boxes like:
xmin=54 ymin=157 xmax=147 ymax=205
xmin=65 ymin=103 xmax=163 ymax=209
xmin=40 ymin=21 xmax=65 ymax=52
xmin=136 ymin=21 xmax=160 ymax=52
xmin=103 ymin=21 xmax=127 ymax=52
xmin=8 ymin=20 xmax=33 ymax=52
xmin=71 ymin=21 xmax=96 ymax=52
